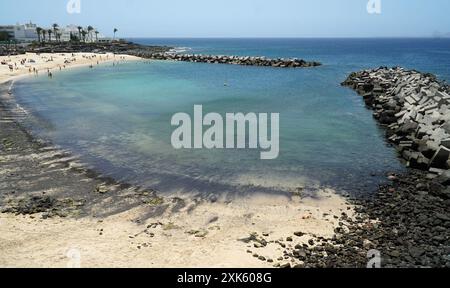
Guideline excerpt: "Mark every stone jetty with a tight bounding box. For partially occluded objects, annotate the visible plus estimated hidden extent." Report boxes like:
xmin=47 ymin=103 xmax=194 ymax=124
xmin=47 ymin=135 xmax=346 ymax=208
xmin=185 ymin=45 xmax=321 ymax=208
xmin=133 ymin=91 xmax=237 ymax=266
xmin=342 ymin=67 xmax=450 ymax=180
xmin=128 ymin=51 xmax=322 ymax=68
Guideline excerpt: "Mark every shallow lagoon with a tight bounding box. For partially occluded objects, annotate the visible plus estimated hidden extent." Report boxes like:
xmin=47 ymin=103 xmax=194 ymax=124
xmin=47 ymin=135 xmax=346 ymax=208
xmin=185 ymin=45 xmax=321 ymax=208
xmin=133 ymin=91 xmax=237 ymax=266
xmin=14 ymin=38 xmax=450 ymax=196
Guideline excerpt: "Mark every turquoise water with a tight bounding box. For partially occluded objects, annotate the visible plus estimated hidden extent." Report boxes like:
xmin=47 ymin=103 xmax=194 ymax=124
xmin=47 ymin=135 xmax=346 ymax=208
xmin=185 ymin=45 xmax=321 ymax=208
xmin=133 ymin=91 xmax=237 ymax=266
xmin=13 ymin=39 xmax=450 ymax=196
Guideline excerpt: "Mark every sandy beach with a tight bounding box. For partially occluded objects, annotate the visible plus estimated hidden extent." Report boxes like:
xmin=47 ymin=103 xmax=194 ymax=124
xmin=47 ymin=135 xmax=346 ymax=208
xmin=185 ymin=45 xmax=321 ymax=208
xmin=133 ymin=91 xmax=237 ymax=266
xmin=0 ymin=191 xmax=352 ymax=268
xmin=0 ymin=52 xmax=141 ymax=85
xmin=0 ymin=56 xmax=355 ymax=267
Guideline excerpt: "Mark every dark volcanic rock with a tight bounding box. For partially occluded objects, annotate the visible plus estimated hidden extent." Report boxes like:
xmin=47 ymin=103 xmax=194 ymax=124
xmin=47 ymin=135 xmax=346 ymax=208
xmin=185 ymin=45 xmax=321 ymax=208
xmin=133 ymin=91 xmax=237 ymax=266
xmin=279 ymin=171 xmax=450 ymax=268
xmin=131 ymin=52 xmax=322 ymax=69
xmin=1 ymin=195 xmax=85 ymax=218
xmin=0 ymin=41 xmax=171 ymax=57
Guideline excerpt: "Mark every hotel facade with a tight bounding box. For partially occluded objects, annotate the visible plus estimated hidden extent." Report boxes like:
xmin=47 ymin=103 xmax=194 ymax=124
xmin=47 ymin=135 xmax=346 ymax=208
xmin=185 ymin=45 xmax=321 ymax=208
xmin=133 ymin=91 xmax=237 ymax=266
xmin=0 ymin=22 xmax=39 ymax=42
xmin=0 ymin=22 xmax=110 ymax=43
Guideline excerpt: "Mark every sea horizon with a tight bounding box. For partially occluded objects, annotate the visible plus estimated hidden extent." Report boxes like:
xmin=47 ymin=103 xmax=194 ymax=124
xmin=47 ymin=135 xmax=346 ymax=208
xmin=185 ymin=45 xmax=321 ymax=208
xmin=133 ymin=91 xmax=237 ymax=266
xmin=127 ymin=36 xmax=450 ymax=39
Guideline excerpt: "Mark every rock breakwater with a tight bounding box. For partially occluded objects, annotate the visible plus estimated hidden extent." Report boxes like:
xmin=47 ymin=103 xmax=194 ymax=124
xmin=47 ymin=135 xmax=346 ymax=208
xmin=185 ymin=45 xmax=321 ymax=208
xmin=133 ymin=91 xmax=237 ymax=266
xmin=342 ymin=67 xmax=450 ymax=181
xmin=128 ymin=52 xmax=322 ymax=68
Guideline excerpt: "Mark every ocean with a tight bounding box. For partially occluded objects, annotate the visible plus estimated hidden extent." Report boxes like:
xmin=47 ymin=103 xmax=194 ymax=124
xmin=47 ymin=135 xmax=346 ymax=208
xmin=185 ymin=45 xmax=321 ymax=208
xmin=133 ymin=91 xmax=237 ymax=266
xmin=11 ymin=38 xmax=450 ymax=197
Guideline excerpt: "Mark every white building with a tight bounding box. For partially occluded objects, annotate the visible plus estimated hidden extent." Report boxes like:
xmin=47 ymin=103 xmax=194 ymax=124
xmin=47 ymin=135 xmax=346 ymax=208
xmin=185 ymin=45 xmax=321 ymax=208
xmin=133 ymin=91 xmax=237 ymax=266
xmin=59 ymin=25 xmax=80 ymax=42
xmin=15 ymin=22 xmax=39 ymax=42
xmin=0 ymin=22 xmax=38 ymax=42
xmin=0 ymin=22 xmax=111 ymax=43
xmin=0 ymin=25 xmax=15 ymax=40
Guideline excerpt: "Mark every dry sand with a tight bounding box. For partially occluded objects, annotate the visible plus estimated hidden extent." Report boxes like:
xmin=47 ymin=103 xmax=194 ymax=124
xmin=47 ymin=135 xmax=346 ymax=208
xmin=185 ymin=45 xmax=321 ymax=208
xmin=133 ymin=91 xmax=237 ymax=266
xmin=0 ymin=52 xmax=355 ymax=268
xmin=0 ymin=52 xmax=140 ymax=85
xmin=0 ymin=191 xmax=353 ymax=268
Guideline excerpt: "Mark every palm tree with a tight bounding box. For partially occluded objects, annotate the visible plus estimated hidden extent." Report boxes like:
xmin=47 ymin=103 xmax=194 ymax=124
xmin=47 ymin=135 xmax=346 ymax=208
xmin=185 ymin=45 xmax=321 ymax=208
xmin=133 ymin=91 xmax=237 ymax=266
xmin=77 ymin=26 xmax=83 ymax=41
xmin=81 ymin=30 xmax=87 ymax=42
xmin=113 ymin=28 xmax=118 ymax=41
xmin=36 ymin=27 xmax=42 ymax=43
xmin=41 ymin=29 xmax=46 ymax=42
xmin=47 ymin=29 xmax=53 ymax=42
xmin=52 ymin=24 xmax=59 ymax=41
xmin=87 ymin=26 xmax=94 ymax=42
xmin=53 ymin=28 xmax=60 ymax=42
xmin=95 ymin=30 xmax=99 ymax=42
xmin=57 ymin=32 xmax=62 ymax=43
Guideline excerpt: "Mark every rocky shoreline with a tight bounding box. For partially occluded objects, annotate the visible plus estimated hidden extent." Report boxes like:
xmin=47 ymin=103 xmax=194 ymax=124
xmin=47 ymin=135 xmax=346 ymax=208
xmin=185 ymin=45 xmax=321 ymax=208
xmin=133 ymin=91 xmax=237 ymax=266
xmin=324 ymin=67 xmax=450 ymax=268
xmin=253 ymin=170 xmax=449 ymax=268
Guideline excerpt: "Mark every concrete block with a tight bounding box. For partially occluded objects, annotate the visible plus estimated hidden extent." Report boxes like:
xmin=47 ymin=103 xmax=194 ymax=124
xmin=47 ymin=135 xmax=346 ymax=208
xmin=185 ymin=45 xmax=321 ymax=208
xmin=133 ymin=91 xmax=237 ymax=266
xmin=441 ymin=138 xmax=450 ymax=149
xmin=430 ymin=146 xmax=450 ymax=168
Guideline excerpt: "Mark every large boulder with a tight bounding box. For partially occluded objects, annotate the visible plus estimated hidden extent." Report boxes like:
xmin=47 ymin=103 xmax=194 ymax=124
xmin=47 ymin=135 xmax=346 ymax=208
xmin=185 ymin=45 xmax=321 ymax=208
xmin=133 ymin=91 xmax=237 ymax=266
xmin=379 ymin=110 xmax=397 ymax=124
xmin=442 ymin=123 xmax=450 ymax=134
xmin=398 ymin=121 xmax=419 ymax=135
xmin=441 ymin=138 xmax=450 ymax=149
xmin=408 ymin=152 xmax=430 ymax=170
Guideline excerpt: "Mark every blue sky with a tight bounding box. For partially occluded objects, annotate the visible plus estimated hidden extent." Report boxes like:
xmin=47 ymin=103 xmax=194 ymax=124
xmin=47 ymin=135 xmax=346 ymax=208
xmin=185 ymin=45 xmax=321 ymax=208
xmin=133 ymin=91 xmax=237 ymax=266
xmin=1 ymin=0 xmax=450 ymax=38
